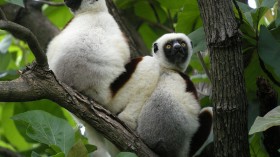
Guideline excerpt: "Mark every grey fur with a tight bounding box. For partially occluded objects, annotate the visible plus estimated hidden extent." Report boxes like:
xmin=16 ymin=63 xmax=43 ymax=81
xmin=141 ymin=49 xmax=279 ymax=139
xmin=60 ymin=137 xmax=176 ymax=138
xmin=137 ymin=34 xmax=200 ymax=157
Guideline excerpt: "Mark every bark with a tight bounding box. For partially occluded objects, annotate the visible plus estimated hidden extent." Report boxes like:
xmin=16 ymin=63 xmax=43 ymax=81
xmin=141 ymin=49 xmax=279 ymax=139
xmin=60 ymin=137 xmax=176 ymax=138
xmin=257 ymin=77 xmax=280 ymax=157
xmin=198 ymin=0 xmax=250 ymax=157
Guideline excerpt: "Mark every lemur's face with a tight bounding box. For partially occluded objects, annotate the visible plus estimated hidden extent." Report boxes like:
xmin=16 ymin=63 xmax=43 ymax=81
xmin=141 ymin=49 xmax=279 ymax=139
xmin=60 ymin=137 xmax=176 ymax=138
xmin=153 ymin=33 xmax=193 ymax=72
xmin=162 ymin=38 xmax=189 ymax=66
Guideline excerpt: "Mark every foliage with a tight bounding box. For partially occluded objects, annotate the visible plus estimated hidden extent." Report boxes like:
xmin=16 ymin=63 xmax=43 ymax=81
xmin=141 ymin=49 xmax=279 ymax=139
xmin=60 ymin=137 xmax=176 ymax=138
xmin=12 ymin=110 xmax=76 ymax=156
xmin=249 ymin=106 xmax=280 ymax=134
xmin=249 ymin=133 xmax=270 ymax=157
xmin=0 ymin=0 xmax=279 ymax=156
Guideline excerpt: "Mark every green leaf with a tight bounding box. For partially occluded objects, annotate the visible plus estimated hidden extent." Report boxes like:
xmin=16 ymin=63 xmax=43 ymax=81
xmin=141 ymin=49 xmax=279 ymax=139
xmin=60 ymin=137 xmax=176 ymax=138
xmin=85 ymin=144 xmax=97 ymax=154
xmin=156 ymin=0 xmax=187 ymax=9
xmin=115 ymin=0 xmax=134 ymax=9
xmin=249 ymin=133 xmax=269 ymax=157
xmin=52 ymin=152 xmax=65 ymax=157
xmin=175 ymin=0 xmax=202 ymax=34
xmin=249 ymin=106 xmax=280 ymax=135
xmin=0 ymin=140 xmax=16 ymax=151
xmin=260 ymin=0 xmax=276 ymax=8
xmin=134 ymin=1 xmax=167 ymax=23
xmin=276 ymin=9 xmax=280 ymax=27
xmin=258 ymin=25 xmax=280 ymax=78
xmin=138 ymin=23 xmax=158 ymax=50
xmin=67 ymin=140 xmax=89 ymax=157
xmin=31 ymin=151 xmax=41 ymax=157
xmin=43 ymin=6 xmax=73 ymax=29
xmin=251 ymin=7 xmax=268 ymax=29
xmin=188 ymin=27 xmax=207 ymax=53
xmin=5 ymin=0 xmax=24 ymax=7
xmin=0 ymin=53 xmax=11 ymax=71
xmin=237 ymin=2 xmax=253 ymax=13
xmin=0 ymin=0 xmax=6 ymax=5
xmin=116 ymin=152 xmax=138 ymax=157
xmin=12 ymin=110 xmax=75 ymax=155
xmin=12 ymin=100 xmax=76 ymax=143
xmin=1 ymin=103 xmax=34 ymax=151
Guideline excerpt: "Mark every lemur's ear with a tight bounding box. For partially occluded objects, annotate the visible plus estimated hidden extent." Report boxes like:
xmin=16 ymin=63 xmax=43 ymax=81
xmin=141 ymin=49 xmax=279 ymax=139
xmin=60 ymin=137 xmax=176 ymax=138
xmin=153 ymin=43 xmax=159 ymax=53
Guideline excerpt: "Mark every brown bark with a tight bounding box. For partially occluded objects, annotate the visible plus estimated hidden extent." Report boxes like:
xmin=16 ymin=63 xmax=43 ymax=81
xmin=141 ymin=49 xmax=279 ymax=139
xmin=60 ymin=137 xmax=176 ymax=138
xmin=198 ymin=0 xmax=250 ymax=156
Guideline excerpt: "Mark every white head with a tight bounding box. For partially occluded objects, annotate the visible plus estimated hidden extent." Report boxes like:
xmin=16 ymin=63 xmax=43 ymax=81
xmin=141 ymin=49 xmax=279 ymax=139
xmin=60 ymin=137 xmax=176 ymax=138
xmin=152 ymin=33 xmax=193 ymax=72
xmin=64 ymin=0 xmax=108 ymax=14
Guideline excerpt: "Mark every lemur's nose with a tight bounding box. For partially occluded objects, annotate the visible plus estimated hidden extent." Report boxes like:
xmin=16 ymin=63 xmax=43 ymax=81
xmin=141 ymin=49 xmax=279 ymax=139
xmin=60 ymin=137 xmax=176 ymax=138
xmin=173 ymin=43 xmax=181 ymax=50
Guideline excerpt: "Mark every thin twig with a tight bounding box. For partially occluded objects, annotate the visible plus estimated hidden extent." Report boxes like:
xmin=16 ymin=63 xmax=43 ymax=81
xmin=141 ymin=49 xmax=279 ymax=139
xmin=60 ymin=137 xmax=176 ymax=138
xmin=197 ymin=51 xmax=212 ymax=82
xmin=0 ymin=7 xmax=47 ymax=67
xmin=140 ymin=17 xmax=173 ymax=33
xmin=148 ymin=0 xmax=160 ymax=23
xmin=232 ymin=0 xmax=243 ymax=28
xmin=0 ymin=19 xmax=47 ymax=67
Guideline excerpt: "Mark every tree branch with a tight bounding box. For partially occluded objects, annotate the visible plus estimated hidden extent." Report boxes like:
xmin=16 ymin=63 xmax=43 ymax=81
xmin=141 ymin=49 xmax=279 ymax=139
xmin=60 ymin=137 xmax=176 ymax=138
xmin=0 ymin=63 xmax=157 ymax=157
xmin=0 ymin=2 xmax=59 ymax=51
xmin=0 ymin=19 xmax=47 ymax=67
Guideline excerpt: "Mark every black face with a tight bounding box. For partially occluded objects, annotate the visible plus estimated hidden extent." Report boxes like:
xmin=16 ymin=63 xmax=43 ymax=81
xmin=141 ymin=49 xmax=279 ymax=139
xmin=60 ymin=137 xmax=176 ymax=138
xmin=64 ymin=0 xmax=82 ymax=12
xmin=162 ymin=39 xmax=189 ymax=65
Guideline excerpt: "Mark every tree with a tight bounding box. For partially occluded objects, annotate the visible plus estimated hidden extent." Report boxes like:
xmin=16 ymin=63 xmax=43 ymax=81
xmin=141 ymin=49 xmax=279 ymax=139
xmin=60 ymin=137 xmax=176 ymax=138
xmin=198 ymin=0 xmax=249 ymax=156
xmin=0 ymin=0 xmax=280 ymax=157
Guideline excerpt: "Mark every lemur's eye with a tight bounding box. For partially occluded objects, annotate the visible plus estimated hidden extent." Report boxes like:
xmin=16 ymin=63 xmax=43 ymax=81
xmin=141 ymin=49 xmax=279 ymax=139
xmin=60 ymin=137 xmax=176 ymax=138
xmin=181 ymin=42 xmax=186 ymax=47
xmin=165 ymin=44 xmax=172 ymax=49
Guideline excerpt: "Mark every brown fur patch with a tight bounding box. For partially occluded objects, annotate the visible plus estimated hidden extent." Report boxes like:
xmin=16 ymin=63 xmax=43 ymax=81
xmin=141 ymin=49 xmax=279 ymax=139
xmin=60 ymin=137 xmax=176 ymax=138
xmin=189 ymin=109 xmax=213 ymax=156
xmin=110 ymin=57 xmax=143 ymax=97
xmin=178 ymin=72 xmax=198 ymax=100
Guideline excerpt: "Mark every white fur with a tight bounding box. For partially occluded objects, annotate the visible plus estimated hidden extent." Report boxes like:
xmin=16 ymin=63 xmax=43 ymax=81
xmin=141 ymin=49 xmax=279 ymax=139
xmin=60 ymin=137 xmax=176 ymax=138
xmin=47 ymin=1 xmax=130 ymax=157
xmin=108 ymin=56 xmax=160 ymax=129
xmin=47 ymin=1 xmax=130 ymax=105
xmin=137 ymin=69 xmax=200 ymax=157
xmin=136 ymin=33 xmax=200 ymax=157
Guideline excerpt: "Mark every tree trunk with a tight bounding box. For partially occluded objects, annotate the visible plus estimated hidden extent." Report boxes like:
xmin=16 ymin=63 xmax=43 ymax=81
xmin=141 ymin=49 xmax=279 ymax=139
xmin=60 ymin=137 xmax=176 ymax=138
xmin=197 ymin=0 xmax=250 ymax=156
